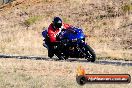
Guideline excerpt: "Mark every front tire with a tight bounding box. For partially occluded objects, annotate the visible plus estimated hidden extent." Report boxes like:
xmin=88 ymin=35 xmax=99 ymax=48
xmin=83 ymin=45 xmax=96 ymax=62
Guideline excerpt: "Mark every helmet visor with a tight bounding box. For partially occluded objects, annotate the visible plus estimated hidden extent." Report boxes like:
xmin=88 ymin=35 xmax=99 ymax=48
xmin=55 ymin=23 xmax=62 ymax=28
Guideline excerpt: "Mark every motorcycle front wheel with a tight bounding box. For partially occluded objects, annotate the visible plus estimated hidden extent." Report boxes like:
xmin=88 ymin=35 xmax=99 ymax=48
xmin=83 ymin=44 xmax=96 ymax=62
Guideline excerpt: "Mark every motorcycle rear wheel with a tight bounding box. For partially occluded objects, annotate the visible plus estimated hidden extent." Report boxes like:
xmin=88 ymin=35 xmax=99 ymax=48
xmin=48 ymin=50 xmax=54 ymax=58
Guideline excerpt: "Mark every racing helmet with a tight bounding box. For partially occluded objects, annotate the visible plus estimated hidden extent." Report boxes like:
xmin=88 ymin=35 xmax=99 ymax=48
xmin=53 ymin=17 xmax=62 ymax=29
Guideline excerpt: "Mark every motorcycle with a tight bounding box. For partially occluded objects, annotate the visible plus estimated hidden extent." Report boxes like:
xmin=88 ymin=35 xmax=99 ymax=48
xmin=42 ymin=27 xmax=96 ymax=62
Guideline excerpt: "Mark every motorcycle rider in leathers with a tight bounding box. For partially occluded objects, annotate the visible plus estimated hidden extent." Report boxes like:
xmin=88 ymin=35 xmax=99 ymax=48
xmin=47 ymin=17 xmax=72 ymax=58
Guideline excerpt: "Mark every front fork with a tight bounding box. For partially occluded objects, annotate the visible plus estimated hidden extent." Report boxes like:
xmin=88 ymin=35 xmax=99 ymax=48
xmin=77 ymin=43 xmax=90 ymax=58
xmin=76 ymin=44 xmax=85 ymax=57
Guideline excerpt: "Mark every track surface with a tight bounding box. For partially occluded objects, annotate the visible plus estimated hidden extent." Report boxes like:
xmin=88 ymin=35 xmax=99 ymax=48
xmin=0 ymin=54 xmax=132 ymax=66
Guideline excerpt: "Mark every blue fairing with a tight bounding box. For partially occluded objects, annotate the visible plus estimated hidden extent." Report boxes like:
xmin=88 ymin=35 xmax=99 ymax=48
xmin=62 ymin=27 xmax=85 ymax=40
xmin=42 ymin=29 xmax=47 ymax=38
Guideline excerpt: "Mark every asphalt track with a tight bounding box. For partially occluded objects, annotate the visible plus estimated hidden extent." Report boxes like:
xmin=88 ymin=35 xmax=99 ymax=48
xmin=0 ymin=54 xmax=132 ymax=66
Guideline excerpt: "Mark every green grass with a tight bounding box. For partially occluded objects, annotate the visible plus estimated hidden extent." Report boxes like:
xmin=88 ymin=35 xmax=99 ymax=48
xmin=121 ymin=4 xmax=132 ymax=13
xmin=24 ymin=15 xmax=43 ymax=26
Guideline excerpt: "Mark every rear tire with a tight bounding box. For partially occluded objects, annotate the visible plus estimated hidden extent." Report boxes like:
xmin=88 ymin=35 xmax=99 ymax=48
xmin=48 ymin=50 xmax=54 ymax=58
xmin=83 ymin=45 xmax=96 ymax=62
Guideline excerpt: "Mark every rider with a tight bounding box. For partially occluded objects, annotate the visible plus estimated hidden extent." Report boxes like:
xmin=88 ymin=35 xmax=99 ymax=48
xmin=47 ymin=17 xmax=72 ymax=58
